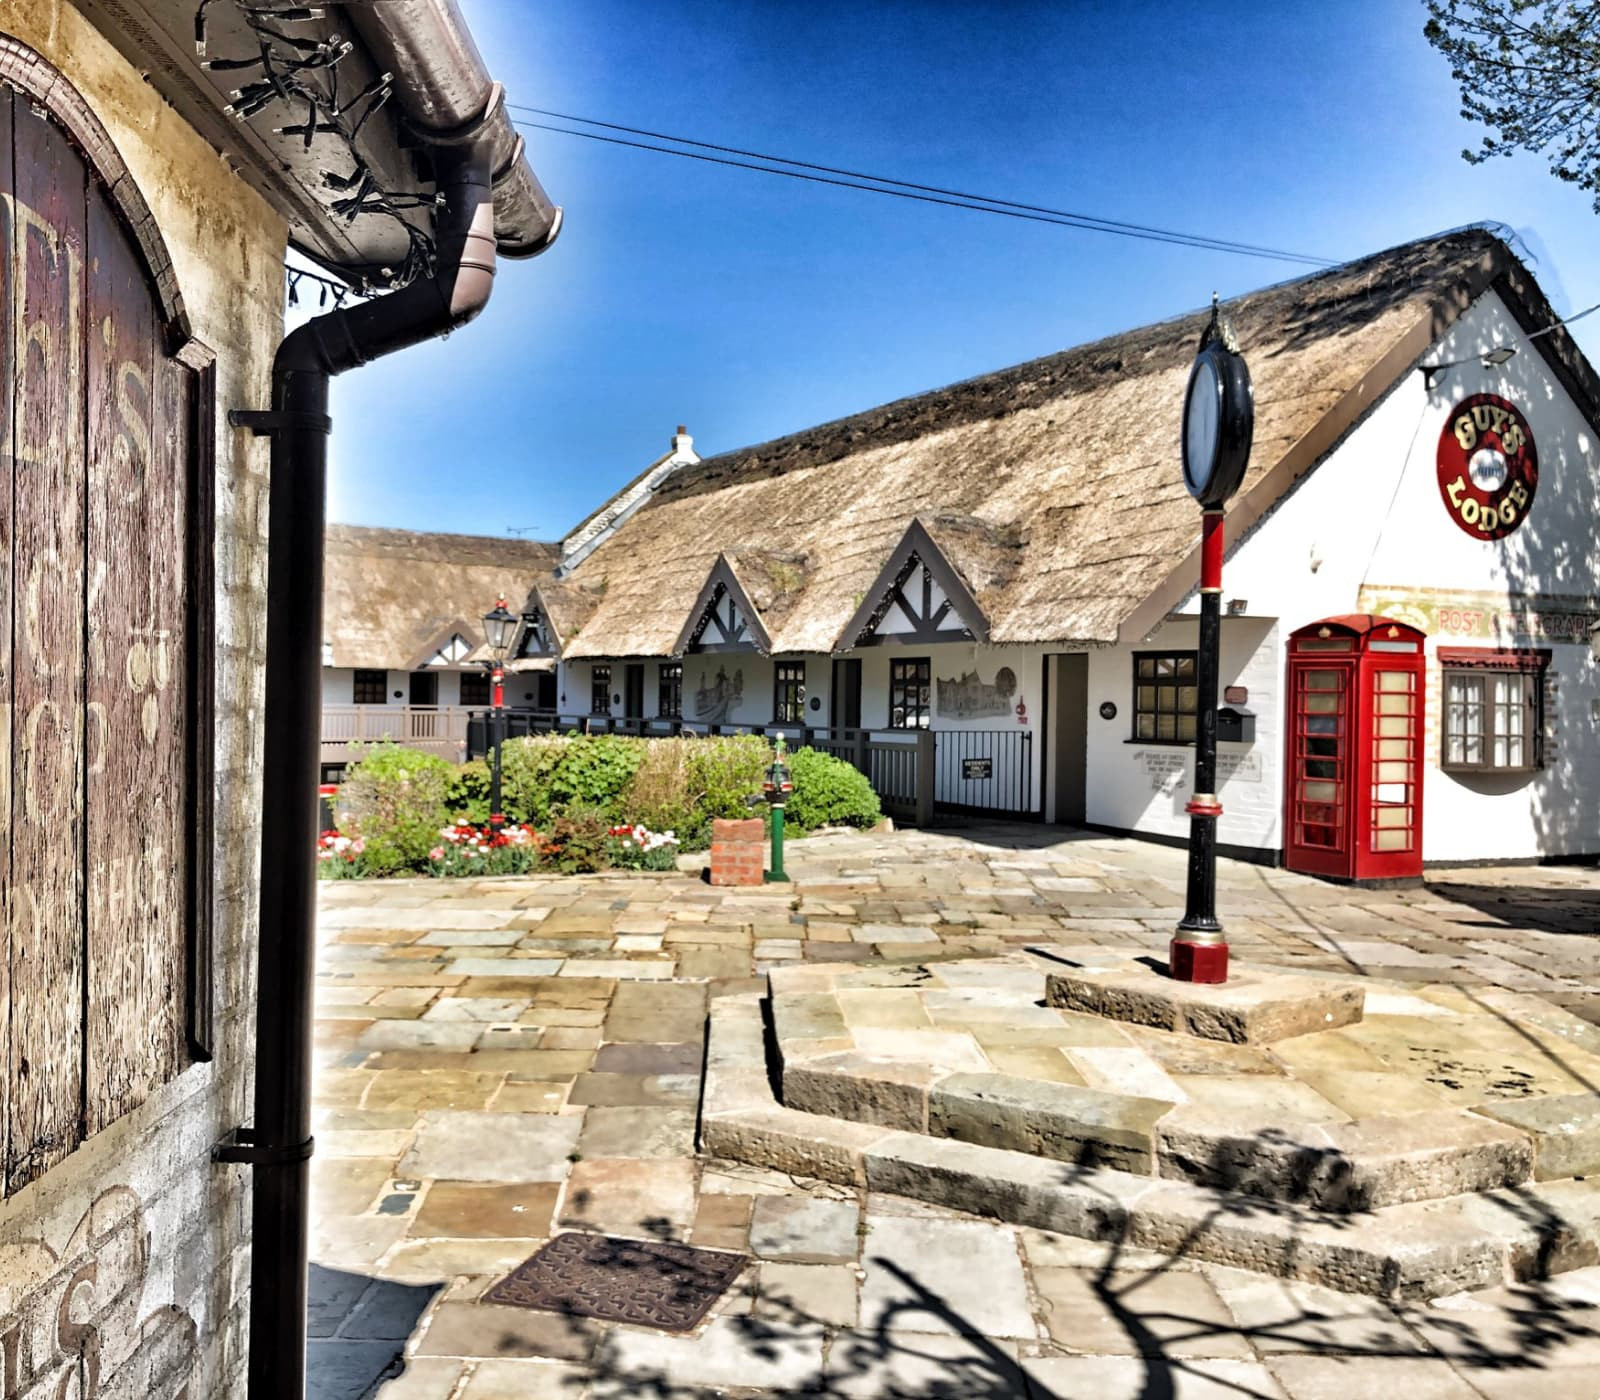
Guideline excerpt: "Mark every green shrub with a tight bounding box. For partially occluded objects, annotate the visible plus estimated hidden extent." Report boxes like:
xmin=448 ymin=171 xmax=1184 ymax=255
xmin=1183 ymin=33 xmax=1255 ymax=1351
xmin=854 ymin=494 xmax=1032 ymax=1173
xmin=548 ymin=734 xmax=645 ymax=816
xmin=680 ymin=736 xmax=770 ymax=849
xmin=545 ymin=805 xmax=614 ymax=874
xmin=448 ymin=760 xmax=493 ymax=823
xmin=787 ymin=747 xmax=882 ymax=832
xmin=500 ymin=735 xmax=568 ymax=824
xmin=337 ymin=743 xmax=456 ymax=875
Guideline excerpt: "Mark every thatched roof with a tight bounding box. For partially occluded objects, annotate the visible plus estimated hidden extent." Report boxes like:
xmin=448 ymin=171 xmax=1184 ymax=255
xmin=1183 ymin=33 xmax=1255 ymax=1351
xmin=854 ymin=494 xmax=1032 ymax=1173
xmin=323 ymin=526 xmax=558 ymax=669
xmin=563 ymin=229 xmax=1587 ymax=658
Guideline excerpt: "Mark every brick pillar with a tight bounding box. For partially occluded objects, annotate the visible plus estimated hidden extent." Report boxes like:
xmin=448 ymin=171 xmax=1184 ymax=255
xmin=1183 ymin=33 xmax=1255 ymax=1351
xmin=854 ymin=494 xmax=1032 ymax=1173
xmin=710 ymin=817 xmax=765 ymax=886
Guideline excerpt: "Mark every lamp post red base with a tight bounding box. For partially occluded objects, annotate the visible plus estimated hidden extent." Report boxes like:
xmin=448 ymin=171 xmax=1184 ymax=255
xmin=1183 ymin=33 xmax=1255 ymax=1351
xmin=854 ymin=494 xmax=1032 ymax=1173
xmin=1169 ymin=937 xmax=1229 ymax=984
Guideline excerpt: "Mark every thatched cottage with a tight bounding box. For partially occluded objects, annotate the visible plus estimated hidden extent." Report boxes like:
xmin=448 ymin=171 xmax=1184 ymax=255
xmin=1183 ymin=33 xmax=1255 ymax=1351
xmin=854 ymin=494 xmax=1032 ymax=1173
xmin=335 ymin=228 xmax=1600 ymax=873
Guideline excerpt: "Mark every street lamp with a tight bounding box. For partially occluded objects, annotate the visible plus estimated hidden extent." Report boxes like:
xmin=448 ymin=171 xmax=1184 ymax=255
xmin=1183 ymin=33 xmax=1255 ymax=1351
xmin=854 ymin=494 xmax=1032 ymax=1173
xmin=482 ymin=597 xmax=516 ymax=833
xmin=1172 ymin=297 xmax=1254 ymax=985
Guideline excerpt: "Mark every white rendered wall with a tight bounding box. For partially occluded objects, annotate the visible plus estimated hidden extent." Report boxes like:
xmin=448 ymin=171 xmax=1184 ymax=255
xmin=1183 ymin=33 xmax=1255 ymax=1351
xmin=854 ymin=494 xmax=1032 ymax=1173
xmin=1084 ymin=618 xmax=1280 ymax=850
xmin=1156 ymin=287 xmax=1600 ymax=862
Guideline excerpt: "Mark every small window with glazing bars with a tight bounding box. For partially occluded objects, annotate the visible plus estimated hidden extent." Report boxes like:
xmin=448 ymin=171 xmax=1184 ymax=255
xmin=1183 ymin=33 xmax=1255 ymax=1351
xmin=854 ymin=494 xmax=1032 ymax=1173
xmin=1132 ymin=652 xmax=1197 ymax=742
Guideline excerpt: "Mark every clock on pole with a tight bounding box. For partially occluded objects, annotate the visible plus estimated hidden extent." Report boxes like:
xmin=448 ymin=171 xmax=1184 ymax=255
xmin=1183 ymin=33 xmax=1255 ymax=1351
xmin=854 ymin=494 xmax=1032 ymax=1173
xmin=1173 ymin=296 xmax=1254 ymax=984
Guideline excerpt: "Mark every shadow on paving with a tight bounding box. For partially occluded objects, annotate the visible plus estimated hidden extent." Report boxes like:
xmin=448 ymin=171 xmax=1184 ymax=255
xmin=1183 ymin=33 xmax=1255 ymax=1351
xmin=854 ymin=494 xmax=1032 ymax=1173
xmin=509 ymin=1166 xmax=1600 ymax=1399
xmin=1427 ymin=878 xmax=1600 ymax=937
xmin=308 ymin=1263 xmax=440 ymax=1400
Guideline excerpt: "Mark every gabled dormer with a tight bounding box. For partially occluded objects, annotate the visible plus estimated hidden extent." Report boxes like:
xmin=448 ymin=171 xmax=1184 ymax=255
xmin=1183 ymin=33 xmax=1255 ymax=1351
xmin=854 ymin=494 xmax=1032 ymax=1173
xmin=674 ymin=555 xmax=773 ymax=655
xmin=836 ymin=519 xmax=990 ymax=649
xmin=514 ymin=602 xmax=557 ymax=659
xmin=408 ymin=622 xmax=480 ymax=669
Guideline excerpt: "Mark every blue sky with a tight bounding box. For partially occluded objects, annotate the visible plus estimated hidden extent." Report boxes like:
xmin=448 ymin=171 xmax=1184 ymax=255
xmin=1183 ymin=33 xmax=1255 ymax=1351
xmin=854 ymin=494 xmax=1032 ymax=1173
xmin=320 ymin=0 xmax=1600 ymax=540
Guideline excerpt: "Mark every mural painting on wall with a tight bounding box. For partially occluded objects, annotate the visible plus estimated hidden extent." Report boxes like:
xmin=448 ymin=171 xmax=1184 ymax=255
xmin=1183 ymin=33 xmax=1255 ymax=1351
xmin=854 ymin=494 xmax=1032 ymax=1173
xmin=694 ymin=666 xmax=744 ymax=724
xmin=936 ymin=666 xmax=1017 ymax=720
xmin=0 ymin=1188 xmax=199 ymax=1398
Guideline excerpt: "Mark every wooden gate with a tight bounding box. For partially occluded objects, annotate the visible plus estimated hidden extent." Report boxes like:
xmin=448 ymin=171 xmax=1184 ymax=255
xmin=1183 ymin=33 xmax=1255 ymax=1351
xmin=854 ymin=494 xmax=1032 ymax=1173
xmin=1 ymin=70 xmax=207 ymax=1195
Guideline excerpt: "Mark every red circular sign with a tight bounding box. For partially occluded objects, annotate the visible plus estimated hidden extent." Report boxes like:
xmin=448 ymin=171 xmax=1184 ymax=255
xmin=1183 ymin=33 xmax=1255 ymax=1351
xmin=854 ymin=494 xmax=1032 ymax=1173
xmin=1435 ymin=393 xmax=1537 ymax=540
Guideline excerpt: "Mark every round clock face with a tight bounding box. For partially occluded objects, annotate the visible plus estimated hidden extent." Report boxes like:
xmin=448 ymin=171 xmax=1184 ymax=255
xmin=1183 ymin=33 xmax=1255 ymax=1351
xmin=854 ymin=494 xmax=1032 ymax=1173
xmin=1435 ymin=393 xmax=1537 ymax=540
xmin=1183 ymin=356 xmax=1221 ymax=496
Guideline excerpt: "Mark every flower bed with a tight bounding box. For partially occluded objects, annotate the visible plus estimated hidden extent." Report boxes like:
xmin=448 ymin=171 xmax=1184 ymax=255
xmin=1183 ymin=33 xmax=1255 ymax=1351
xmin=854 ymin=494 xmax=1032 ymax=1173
xmin=319 ymin=733 xmax=878 ymax=880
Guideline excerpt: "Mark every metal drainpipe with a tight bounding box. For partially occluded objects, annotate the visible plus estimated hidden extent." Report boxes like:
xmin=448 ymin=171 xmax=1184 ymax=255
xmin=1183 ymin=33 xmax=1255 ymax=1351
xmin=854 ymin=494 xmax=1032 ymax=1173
xmin=216 ymin=136 xmax=504 ymax=1400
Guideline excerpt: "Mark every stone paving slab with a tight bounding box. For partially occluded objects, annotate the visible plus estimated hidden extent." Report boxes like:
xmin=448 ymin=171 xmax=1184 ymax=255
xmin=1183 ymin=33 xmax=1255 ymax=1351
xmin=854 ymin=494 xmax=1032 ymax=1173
xmin=310 ymin=827 xmax=1600 ymax=1399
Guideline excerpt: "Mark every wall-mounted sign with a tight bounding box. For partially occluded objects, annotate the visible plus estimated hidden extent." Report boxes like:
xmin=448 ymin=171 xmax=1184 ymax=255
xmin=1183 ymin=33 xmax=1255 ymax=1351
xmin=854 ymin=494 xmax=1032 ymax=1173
xmin=961 ymin=758 xmax=993 ymax=780
xmin=1358 ymin=585 xmax=1598 ymax=646
xmin=1223 ymin=685 xmax=1248 ymax=705
xmin=936 ymin=667 xmax=1015 ymax=719
xmin=1436 ymin=394 xmax=1537 ymax=540
xmin=1099 ymin=701 xmax=1118 ymax=721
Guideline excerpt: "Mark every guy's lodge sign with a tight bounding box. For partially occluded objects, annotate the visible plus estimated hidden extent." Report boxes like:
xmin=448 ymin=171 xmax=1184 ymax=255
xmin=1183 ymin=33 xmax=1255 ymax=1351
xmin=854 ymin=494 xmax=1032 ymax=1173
xmin=1435 ymin=394 xmax=1537 ymax=540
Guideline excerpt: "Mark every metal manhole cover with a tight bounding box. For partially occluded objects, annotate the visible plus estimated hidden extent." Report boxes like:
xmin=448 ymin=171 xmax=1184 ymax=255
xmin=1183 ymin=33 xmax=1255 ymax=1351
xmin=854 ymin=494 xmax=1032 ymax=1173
xmin=483 ymin=1232 xmax=746 ymax=1332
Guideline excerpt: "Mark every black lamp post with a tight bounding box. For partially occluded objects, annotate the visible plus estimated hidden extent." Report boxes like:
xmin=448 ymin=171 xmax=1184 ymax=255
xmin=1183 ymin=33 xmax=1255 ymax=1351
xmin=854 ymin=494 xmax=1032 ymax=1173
xmin=482 ymin=597 xmax=516 ymax=832
xmin=1172 ymin=297 xmax=1253 ymax=984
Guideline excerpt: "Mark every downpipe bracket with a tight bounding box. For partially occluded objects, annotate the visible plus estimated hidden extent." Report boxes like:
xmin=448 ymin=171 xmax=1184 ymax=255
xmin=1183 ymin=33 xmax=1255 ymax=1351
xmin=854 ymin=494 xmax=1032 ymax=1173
xmin=229 ymin=407 xmax=333 ymax=436
xmin=212 ymin=1127 xmax=316 ymax=1167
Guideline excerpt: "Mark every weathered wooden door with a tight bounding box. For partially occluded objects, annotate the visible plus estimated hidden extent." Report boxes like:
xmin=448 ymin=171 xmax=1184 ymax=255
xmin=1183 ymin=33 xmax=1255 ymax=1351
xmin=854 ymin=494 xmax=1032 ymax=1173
xmin=1 ymin=85 xmax=200 ymax=1195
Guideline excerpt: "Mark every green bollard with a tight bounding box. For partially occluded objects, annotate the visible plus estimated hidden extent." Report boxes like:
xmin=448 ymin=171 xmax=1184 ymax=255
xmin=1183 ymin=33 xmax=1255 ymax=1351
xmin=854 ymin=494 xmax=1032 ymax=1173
xmin=764 ymin=735 xmax=793 ymax=883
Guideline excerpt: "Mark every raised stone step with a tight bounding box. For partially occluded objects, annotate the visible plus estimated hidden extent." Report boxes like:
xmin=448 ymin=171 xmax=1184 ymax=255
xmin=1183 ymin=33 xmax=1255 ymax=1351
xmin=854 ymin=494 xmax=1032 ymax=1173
xmin=768 ymin=957 xmax=1541 ymax=1212
xmin=1044 ymin=960 xmax=1365 ymax=1044
xmin=703 ymin=992 xmax=1600 ymax=1301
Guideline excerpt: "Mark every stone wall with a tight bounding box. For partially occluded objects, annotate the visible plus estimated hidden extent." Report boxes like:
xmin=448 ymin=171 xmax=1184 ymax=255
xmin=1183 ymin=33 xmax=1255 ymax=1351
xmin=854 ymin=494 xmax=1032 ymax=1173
xmin=0 ymin=3 xmax=283 ymax=1396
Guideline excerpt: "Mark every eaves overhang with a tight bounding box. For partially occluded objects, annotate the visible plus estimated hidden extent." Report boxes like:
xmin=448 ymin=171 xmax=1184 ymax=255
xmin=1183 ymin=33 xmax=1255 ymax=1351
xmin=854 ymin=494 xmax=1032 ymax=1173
xmin=78 ymin=0 xmax=560 ymax=282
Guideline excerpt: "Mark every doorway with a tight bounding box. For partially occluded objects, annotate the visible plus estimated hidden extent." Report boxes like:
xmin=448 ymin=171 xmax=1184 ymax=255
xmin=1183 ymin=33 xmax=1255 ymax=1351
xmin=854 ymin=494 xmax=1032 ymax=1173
xmin=1050 ymin=654 xmax=1088 ymax=824
xmin=624 ymin=663 xmax=645 ymax=719
xmin=408 ymin=671 xmax=438 ymax=706
xmin=831 ymin=657 xmax=862 ymax=729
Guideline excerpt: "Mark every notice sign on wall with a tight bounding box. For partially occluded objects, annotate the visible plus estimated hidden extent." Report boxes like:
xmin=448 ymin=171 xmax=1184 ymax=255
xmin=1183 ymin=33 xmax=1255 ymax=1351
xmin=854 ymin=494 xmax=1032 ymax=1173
xmin=961 ymin=757 xmax=994 ymax=780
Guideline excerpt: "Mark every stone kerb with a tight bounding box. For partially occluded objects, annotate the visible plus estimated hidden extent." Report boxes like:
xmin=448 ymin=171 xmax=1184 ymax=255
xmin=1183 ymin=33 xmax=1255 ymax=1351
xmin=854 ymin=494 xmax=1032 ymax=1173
xmin=709 ymin=817 xmax=765 ymax=887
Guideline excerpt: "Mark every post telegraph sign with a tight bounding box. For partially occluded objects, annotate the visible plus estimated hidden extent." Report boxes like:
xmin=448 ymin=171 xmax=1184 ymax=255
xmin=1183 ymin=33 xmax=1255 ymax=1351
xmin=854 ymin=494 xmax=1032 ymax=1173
xmin=1436 ymin=394 xmax=1537 ymax=540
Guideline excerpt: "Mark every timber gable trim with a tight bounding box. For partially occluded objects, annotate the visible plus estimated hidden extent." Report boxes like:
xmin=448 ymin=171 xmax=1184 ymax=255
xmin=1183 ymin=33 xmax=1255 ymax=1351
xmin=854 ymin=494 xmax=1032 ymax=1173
xmin=674 ymin=555 xmax=773 ymax=656
xmin=837 ymin=519 xmax=991 ymax=649
xmin=406 ymin=620 xmax=481 ymax=671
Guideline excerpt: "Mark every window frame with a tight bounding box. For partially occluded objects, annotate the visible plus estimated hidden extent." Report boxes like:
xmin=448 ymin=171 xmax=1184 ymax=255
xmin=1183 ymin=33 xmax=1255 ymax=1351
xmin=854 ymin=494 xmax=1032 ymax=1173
xmin=1131 ymin=650 xmax=1198 ymax=745
xmin=590 ymin=664 xmax=612 ymax=716
xmin=1439 ymin=648 xmax=1547 ymax=775
xmin=458 ymin=668 xmax=491 ymax=708
xmin=773 ymin=660 xmax=807 ymax=724
xmin=659 ymin=661 xmax=683 ymax=719
xmin=888 ymin=657 xmax=932 ymax=730
xmin=353 ymin=668 xmax=388 ymax=705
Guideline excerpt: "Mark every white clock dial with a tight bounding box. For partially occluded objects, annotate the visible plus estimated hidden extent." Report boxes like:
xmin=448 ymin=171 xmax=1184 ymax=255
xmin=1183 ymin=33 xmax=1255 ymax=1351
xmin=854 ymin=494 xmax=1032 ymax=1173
xmin=1185 ymin=357 xmax=1220 ymax=491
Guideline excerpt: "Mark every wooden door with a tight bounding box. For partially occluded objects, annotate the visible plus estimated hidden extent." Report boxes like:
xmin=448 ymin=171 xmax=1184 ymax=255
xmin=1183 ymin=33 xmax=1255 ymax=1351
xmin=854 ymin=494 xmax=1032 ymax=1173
xmin=831 ymin=658 xmax=862 ymax=730
xmin=1052 ymin=655 xmax=1088 ymax=824
xmin=409 ymin=670 xmax=438 ymax=706
xmin=624 ymin=663 xmax=644 ymax=719
xmin=2 ymin=86 xmax=200 ymax=1194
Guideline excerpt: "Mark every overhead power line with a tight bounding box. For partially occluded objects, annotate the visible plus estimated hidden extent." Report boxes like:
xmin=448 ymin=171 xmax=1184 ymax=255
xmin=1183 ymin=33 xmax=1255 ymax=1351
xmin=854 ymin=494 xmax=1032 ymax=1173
xmin=507 ymin=104 xmax=1337 ymax=268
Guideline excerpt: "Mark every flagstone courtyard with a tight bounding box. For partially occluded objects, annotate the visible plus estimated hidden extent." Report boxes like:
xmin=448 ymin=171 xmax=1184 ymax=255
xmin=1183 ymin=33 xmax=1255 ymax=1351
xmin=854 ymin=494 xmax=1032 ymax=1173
xmin=310 ymin=824 xmax=1600 ymax=1398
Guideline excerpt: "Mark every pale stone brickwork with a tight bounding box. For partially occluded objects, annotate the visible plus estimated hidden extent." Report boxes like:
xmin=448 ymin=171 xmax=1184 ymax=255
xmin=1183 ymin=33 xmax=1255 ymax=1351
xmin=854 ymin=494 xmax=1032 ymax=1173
xmin=0 ymin=3 xmax=283 ymax=1396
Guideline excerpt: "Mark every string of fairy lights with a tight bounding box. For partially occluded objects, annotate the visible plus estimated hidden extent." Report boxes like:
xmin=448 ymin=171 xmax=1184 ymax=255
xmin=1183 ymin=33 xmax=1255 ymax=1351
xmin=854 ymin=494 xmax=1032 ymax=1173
xmin=195 ymin=0 xmax=436 ymax=301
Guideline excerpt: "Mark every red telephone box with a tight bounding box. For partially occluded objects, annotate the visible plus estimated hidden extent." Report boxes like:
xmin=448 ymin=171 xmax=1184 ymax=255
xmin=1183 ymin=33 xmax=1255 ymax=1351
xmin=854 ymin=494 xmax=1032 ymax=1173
xmin=1284 ymin=615 xmax=1426 ymax=882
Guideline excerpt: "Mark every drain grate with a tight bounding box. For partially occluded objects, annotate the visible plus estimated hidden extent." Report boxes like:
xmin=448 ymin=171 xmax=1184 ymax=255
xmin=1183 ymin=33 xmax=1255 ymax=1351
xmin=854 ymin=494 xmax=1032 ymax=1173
xmin=483 ymin=1232 xmax=746 ymax=1332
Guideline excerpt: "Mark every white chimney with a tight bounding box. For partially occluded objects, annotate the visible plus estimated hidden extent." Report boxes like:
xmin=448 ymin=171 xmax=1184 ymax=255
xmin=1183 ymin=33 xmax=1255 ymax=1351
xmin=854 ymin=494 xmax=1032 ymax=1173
xmin=672 ymin=423 xmax=695 ymax=457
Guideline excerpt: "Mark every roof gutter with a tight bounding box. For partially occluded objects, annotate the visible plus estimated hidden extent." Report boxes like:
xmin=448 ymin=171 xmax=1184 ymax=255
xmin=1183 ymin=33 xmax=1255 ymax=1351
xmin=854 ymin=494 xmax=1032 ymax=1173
xmin=222 ymin=134 xmax=515 ymax=1400
xmin=343 ymin=0 xmax=563 ymax=258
